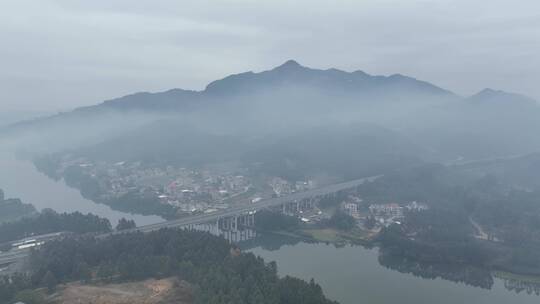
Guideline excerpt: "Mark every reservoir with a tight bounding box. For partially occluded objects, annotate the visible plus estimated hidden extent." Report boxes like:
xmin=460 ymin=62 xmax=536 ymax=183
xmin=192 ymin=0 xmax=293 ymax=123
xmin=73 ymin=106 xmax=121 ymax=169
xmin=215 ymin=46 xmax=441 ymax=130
xmin=0 ymin=151 xmax=164 ymax=226
xmin=249 ymin=239 xmax=540 ymax=304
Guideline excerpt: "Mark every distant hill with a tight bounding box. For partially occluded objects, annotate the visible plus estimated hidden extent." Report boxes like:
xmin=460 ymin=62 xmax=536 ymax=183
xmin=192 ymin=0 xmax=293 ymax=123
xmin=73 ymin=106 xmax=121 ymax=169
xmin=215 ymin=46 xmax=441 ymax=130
xmin=86 ymin=59 xmax=454 ymax=112
xmin=1 ymin=60 xmax=455 ymax=132
xmin=2 ymin=60 xmax=539 ymax=171
xmin=458 ymin=153 xmax=540 ymax=190
xmin=0 ymin=190 xmax=36 ymax=224
xmin=467 ymin=88 xmax=538 ymax=108
xmin=401 ymin=88 xmax=540 ymax=160
xmin=67 ymin=121 xmax=423 ymax=181
xmin=243 ymin=123 xmax=424 ymax=180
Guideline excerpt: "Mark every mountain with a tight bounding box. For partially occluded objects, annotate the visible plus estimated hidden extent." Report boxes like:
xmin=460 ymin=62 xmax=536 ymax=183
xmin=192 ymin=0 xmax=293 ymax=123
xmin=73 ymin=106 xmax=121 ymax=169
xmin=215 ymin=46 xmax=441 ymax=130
xmin=204 ymin=59 xmax=454 ymax=97
xmin=243 ymin=123 xmax=424 ymax=180
xmin=459 ymin=152 xmax=540 ymax=190
xmin=467 ymin=88 xmax=538 ymax=108
xmin=0 ymin=60 xmax=458 ymax=155
xmin=67 ymin=120 xmax=424 ymax=181
xmin=2 ymin=60 xmax=539 ymax=167
xmin=401 ymin=88 xmax=540 ymax=160
xmin=89 ymin=59 xmax=454 ymax=112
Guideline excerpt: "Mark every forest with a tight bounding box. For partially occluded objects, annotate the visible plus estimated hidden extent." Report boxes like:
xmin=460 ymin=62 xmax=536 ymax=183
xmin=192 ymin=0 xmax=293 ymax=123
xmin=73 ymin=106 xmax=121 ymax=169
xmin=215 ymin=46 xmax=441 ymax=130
xmin=0 ymin=188 xmax=36 ymax=224
xmin=355 ymin=164 xmax=540 ymax=275
xmin=0 ymin=209 xmax=111 ymax=244
xmin=0 ymin=229 xmax=337 ymax=304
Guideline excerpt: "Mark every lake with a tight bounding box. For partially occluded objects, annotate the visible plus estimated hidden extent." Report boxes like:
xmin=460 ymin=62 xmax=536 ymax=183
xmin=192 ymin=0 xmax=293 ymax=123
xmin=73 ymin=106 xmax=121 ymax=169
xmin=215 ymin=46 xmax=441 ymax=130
xmin=0 ymin=151 xmax=163 ymax=226
xmin=249 ymin=238 xmax=540 ymax=304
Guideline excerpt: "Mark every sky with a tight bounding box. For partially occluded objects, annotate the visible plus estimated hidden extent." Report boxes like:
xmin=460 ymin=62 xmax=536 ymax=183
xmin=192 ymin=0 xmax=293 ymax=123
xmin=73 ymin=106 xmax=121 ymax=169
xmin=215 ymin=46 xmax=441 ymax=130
xmin=1 ymin=0 xmax=539 ymax=112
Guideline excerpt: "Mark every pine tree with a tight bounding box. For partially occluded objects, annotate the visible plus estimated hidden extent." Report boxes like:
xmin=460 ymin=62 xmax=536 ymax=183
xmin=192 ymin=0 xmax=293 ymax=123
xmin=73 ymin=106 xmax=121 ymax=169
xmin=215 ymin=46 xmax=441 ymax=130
xmin=41 ymin=271 xmax=57 ymax=294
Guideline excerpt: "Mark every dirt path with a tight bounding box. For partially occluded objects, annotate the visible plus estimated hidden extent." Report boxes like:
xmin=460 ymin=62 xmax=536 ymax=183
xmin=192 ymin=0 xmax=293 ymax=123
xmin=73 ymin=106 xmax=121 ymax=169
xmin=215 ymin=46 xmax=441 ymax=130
xmin=469 ymin=216 xmax=489 ymax=240
xmin=51 ymin=277 xmax=192 ymax=304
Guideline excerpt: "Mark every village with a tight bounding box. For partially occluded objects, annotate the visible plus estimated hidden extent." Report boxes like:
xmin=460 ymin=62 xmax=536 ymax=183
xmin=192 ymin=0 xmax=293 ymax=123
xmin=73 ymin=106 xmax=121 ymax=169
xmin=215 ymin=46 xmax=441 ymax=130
xmin=340 ymin=196 xmax=429 ymax=230
xmin=51 ymin=156 xmax=318 ymax=216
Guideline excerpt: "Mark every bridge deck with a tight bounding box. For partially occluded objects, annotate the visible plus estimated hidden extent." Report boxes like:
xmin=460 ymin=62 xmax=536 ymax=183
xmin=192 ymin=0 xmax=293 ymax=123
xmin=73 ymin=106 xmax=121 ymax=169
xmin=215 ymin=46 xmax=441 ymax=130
xmin=0 ymin=175 xmax=380 ymax=264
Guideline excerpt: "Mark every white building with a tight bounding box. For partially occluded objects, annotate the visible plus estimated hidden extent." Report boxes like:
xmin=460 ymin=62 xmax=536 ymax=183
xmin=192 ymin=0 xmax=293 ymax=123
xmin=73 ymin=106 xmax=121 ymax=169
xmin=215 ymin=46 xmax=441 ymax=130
xmin=343 ymin=202 xmax=359 ymax=218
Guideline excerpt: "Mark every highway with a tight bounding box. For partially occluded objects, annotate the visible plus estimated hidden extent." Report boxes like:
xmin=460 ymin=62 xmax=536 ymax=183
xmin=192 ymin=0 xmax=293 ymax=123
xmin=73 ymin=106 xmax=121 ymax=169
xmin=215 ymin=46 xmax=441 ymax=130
xmin=0 ymin=175 xmax=380 ymax=266
xmin=117 ymin=174 xmax=381 ymax=234
xmin=0 ymin=249 xmax=30 ymax=265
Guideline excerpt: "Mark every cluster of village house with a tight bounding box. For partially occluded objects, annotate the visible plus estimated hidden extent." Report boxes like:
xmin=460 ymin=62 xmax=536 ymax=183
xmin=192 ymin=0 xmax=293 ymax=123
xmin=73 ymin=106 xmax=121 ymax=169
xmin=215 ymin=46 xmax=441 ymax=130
xmin=269 ymin=177 xmax=317 ymax=196
xmin=52 ymin=156 xmax=428 ymax=223
xmin=342 ymin=198 xmax=429 ymax=227
xmin=58 ymin=157 xmax=317 ymax=214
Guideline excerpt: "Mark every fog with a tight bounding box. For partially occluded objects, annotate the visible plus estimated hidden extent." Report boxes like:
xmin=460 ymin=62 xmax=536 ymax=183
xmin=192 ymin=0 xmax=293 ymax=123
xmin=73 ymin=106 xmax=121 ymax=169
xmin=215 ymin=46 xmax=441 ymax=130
xmin=1 ymin=0 xmax=540 ymax=112
xmin=3 ymin=60 xmax=539 ymax=172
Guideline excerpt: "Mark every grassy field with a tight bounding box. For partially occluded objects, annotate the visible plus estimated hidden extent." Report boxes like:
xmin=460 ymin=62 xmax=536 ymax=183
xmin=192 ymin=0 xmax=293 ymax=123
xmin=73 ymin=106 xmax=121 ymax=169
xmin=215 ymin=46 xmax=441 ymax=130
xmin=298 ymin=227 xmax=375 ymax=245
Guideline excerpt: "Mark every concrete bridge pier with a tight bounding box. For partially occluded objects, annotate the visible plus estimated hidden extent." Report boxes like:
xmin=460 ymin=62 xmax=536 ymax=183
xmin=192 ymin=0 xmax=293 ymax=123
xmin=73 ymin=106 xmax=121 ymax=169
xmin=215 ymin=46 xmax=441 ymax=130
xmin=219 ymin=216 xmax=239 ymax=231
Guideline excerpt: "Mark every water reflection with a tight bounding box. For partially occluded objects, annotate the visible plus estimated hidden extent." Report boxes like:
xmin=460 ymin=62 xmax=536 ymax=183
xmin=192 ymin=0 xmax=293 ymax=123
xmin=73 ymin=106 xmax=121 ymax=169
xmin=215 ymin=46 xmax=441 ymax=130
xmin=496 ymin=273 xmax=540 ymax=296
xmin=246 ymin=232 xmax=540 ymax=303
xmin=0 ymin=151 xmax=164 ymax=226
xmin=378 ymin=252 xmax=494 ymax=289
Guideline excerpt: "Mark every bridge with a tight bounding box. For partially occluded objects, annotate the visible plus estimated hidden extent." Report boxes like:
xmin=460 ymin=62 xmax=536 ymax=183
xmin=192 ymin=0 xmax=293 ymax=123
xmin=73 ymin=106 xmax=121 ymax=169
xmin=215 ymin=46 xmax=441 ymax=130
xmin=0 ymin=175 xmax=380 ymax=268
xmin=117 ymin=174 xmax=380 ymax=234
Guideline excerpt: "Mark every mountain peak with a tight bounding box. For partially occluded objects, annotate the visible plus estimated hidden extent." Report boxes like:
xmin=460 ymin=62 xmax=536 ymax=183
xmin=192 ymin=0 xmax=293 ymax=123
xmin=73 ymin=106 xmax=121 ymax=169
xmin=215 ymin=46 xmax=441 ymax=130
xmin=472 ymin=88 xmax=521 ymax=99
xmin=468 ymin=88 xmax=537 ymax=107
xmin=273 ymin=60 xmax=304 ymax=71
xmin=475 ymin=88 xmax=500 ymax=97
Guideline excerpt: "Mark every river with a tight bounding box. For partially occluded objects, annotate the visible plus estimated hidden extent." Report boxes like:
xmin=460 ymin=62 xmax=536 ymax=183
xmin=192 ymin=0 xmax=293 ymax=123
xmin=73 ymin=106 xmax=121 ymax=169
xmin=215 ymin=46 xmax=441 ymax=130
xmin=3 ymin=149 xmax=540 ymax=303
xmin=249 ymin=239 xmax=540 ymax=304
xmin=0 ymin=151 xmax=163 ymax=226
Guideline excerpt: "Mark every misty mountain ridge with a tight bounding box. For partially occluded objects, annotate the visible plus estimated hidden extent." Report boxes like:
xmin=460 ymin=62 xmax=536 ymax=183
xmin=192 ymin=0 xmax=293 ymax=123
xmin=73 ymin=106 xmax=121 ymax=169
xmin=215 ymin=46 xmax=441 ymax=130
xmin=5 ymin=60 xmax=534 ymax=126
xmin=81 ymin=60 xmax=456 ymax=114
xmin=467 ymin=88 xmax=538 ymax=108
xmin=2 ymin=60 xmax=540 ymax=166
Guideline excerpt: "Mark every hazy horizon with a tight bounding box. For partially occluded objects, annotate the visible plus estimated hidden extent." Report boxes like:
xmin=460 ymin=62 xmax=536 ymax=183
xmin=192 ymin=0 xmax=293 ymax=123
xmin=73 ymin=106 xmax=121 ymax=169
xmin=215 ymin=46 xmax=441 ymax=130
xmin=1 ymin=0 xmax=540 ymax=112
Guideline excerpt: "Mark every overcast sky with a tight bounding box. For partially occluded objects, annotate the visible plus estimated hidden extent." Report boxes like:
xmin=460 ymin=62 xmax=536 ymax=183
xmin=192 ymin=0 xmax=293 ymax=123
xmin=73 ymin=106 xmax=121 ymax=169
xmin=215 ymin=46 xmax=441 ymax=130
xmin=1 ymin=0 xmax=539 ymax=112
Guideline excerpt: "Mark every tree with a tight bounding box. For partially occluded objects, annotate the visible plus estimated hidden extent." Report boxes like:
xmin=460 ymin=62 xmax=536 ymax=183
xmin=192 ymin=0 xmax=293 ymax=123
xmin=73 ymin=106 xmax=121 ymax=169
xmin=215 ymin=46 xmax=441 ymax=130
xmin=328 ymin=210 xmax=355 ymax=231
xmin=365 ymin=216 xmax=376 ymax=230
xmin=41 ymin=271 xmax=57 ymax=294
xmin=116 ymin=218 xmax=137 ymax=231
xmin=14 ymin=290 xmax=45 ymax=304
xmin=75 ymin=261 xmax=92 ymax=283
xmin=22 ymin=229 xmax=338 ymax=304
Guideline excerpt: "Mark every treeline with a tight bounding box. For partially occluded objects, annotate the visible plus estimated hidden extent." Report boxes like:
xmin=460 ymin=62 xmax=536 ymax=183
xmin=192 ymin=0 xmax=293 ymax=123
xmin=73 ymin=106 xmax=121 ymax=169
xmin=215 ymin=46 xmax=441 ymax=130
xmin=0 ymin=209 xmax=111 ymax=244
xmin=379 ymin=251 xmax=494 ymax=289
xmin=359 ymin=164 xmax=540 ymax=275
xmin=33 ymin=155 xmax=62 ymax=181
xmin=378 ymin=222 xmax=491 ymax=267
xmin=323 ymin=210 xmax=356 ymax=231
xmin=0 ymin=189 xmax=36 ymax=223
xmin=104 ymin=191 xmax=177 ymax=220
xmin=40 ymin=161 xmax=177 ymax=219
xmin=0 ymin=229 xmax=337 ymax=304
xmin=255 ymin=210 xmax=300 ymax=231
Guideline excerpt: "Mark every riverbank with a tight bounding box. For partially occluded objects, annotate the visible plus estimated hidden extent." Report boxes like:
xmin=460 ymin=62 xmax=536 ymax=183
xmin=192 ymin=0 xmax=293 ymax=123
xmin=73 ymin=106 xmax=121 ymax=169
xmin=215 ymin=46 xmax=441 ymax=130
xmin=259 ymin=224 xmax=540 ymax=287
xmin=259 ymin=225 xmax=378 ymax=248
xmin=0 ymin=151 xmax=164 ymax=226
xmin=249 ymin=240 xmax=540 ymax=304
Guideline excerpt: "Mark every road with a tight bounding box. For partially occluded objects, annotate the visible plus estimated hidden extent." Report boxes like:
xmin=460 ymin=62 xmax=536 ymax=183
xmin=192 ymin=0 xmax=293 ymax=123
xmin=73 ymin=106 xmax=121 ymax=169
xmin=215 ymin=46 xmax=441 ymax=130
xmin=444 ymin=153 xmax=532 ymax=167
xmin=0 ymin=175 xmax=381 ymax=266
xmin=469 ymin=217 xmax=489 ymax=240
xmin=116 ymin=174 xmax=381 ymax=235
xmin=0 ymin=249 xmax=30 ymax=265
